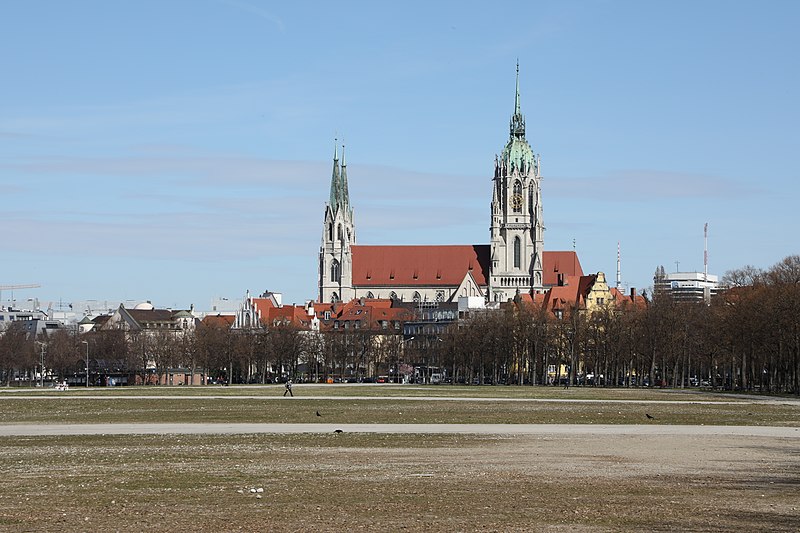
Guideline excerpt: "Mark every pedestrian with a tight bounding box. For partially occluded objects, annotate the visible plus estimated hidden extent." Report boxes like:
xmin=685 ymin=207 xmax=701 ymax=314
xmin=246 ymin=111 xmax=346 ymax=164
xmin=283 ymin=379 xmax=293 ymax=397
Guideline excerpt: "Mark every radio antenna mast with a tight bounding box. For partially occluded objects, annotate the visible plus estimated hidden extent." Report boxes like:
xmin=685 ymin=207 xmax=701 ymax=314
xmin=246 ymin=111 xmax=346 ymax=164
xmin=703 ymin=223 xmax=709 ymax=282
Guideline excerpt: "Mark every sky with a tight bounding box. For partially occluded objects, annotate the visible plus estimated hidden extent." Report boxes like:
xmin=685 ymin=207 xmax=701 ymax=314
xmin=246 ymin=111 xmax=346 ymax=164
xmin=1 ymin=0 xmax=798 ymax=311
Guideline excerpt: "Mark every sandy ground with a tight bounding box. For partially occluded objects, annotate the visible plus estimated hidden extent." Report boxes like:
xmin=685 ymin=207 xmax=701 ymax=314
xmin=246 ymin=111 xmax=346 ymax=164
xmin=1 ymin=429 xmax=798 ymax=531
xmin=2 ymin=391 xmax=798 ymax=530
xmin=2 ymin=422 xmax=800 ymax=437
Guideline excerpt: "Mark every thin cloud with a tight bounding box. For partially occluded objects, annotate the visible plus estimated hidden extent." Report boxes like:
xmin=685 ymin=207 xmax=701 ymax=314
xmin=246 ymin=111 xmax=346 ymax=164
xmin=547 ymin=169 xmax=758 ymax=200
xmin=219 ymin=0 xmax=285 ymax=32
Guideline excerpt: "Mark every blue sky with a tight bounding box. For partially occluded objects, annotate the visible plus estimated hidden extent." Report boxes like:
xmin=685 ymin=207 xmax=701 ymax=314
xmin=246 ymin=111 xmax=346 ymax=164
xmin=1 ymin=0 xmax=798 ymax=310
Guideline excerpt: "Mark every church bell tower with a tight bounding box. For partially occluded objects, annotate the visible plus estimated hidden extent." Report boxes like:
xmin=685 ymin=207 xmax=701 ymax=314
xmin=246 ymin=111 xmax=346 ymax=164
xmin=488 ymin=63 xmax=544 ymax=301
xmin=319 ymin=142 xmax=355 ymax=303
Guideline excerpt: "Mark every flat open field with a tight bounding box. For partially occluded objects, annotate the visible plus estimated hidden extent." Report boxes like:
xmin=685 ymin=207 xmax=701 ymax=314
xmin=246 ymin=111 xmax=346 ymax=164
xmin=1 ymin=386 xmax=799 ymax=532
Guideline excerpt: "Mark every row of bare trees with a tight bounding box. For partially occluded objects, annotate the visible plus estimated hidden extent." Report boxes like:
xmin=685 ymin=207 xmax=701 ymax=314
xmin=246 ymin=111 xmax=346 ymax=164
xmin=0 ymin=318 xmax=397 ymax=386
xmin=431 ymin=255 xmax=799 ymax=393
xmin=2 ymin=255 xmax=798 ymax=392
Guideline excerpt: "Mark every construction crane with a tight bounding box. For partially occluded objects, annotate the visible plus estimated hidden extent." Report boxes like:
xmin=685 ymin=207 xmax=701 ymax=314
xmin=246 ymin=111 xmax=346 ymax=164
xmin=0 ymin=284 xmax=41 ymax=306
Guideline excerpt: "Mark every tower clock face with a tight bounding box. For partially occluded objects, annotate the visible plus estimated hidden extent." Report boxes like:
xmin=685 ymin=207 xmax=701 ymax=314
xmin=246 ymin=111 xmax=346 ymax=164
xmin=510 ymin=193 xmax=523 ymax=211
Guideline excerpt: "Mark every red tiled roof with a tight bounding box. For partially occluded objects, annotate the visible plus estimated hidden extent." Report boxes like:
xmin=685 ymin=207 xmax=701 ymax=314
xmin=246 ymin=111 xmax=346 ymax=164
xmin=312 ymin=298 xmax=412 ymax=330
xmin=542 ymin=251 xmax=584 ymax=287
xmin=352 ymin=245 xmax=489 ymax=287
xmin=351 ymin=245 xmax=583 ymax=288
xmin=201 ymin=314 xmax=235 ymax=328
xmin=266 ymin=305 xmax=311 ymax=328
xmin=543 ymin=283 xmax=579 ymax=311
xmin=610 ymin=287 xmax=647 ymax=308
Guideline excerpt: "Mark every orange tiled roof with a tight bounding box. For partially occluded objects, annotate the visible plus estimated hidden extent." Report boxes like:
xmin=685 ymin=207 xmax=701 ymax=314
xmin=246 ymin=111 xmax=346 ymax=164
xmin=313 ymin=298 xmax=412 ymax=330
xmin=610 ymin=287 xmax=647 ymax=308
xmin=351 ymin=245 xmax=582 ymax=288
xmin=201 ymin=314 xmax=235 ymax=328
xmin=543 ymin=251 xmax=584 ymax=287
xmin=352 ymin=245 xmax=490 ymax=286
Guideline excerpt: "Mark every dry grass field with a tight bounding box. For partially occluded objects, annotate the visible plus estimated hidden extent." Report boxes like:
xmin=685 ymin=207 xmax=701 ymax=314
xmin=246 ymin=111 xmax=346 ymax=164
xmin=1 ymin=386 xmax=798 ymax=532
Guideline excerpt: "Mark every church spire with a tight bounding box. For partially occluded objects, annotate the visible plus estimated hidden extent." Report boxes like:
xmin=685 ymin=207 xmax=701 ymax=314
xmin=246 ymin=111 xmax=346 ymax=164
xmin=510 ymin=61 xmax=526 ymax=139
xmin=340 ymin=143 xmax=350 ymax=212
xmin=328 ymin=138 xmax=341 ymax=212
xmin=514 ymin=60 xmax=521 ymax=116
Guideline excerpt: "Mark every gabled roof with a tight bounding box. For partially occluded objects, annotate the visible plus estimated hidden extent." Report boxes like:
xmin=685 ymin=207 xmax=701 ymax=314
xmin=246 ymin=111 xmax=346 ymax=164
xmin=313 ymin=298 xmax=412 ymax=330
xmin=351 ymin=245 xmax=583 ymax=289
xmin=201 ymin=314 xmax=235 ymax=328
xmin=92 ymin=315 xmax=111 ymax=326
xmin=352 ymin=245 xmax=490 ymax=287
xmin=126 ymin=308 xmax=176 ymax=323
xmin=543 ymin=251 xmax=584 ymax=287
xmin=610 ymin=287 xmax=648 ymax=309
xmin=266 ymin=305 xmax=312 ymax=328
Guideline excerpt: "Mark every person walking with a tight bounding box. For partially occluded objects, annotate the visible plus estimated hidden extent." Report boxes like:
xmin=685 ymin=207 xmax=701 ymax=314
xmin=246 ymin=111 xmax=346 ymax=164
xmin=283 ymin=379 xmax=293 ymax=397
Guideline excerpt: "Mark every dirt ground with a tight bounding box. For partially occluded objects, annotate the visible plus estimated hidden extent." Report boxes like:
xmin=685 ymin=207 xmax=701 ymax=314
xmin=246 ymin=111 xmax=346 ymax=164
xmin=1 ymin=431 xmax=798 ymax=532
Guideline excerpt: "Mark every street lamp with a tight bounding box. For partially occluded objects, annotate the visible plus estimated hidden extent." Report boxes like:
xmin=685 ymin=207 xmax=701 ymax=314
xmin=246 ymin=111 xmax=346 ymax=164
xmin=81 ymin=341 xmax=89 ymax=387
xmin=398 ymin=337 xmax=414 ymax=383
xmin=36 ymin=342 xmax=46 ymax=388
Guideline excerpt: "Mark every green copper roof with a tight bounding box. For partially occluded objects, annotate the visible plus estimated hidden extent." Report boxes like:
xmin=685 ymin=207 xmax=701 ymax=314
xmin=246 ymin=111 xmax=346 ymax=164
xmin=502 ymin=63 xmax=534 ymax=169
xmin=328 ymin=140 xmax=350 ymax=215
xmin=341 ymin=144 xmax=350 ymax=211
xmin=328 ymin=140 xmax=341 ymax=211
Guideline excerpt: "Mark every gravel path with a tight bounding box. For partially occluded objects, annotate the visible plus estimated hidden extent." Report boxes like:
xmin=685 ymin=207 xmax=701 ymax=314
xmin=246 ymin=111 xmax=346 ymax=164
xmin=2 ymin=422 xmax=799 ymax=437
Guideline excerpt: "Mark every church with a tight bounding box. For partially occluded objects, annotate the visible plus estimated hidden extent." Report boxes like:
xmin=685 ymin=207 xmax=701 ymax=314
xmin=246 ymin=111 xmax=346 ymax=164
xmin=319 ymin=66 xmax=583 ymax=304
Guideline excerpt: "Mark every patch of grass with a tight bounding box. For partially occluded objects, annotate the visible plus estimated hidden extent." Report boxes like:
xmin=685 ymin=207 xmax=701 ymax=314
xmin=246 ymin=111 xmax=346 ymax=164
xmin=0 ymin=394 xmax=797 ymax=426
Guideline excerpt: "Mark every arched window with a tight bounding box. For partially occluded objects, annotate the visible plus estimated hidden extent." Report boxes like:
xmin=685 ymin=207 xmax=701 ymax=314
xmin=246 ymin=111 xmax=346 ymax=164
xmin=412 ymin=291 xmax=421 ymax=303
xmin=514 ymin=236 xmax=521 ymax=269
xmin=337 ymin=224 xmax=344 ymax=242
xmin=330 ymin=259 xmax=340 ymax=283
xmin=512 ymin=180 xmax=523 ymax=213
xmin=389 ymin=291 xmax=398 ymax=300
xmin=328 ymin=223 xmax=333 ymax=242
xmin=366 ymin=291 xmax=374 ymax=299
xmin=331 ymin=291 xmax=340 ymax=303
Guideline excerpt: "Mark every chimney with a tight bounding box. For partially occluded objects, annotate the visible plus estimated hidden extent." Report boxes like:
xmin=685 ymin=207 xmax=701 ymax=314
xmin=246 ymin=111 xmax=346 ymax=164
xmin=630 ymin=287 xmax=637 ymax=300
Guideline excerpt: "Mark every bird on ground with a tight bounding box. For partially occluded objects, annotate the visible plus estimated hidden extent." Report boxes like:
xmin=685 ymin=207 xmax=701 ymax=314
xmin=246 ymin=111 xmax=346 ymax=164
xmin=316 ymin=411 xmax=322 ymax=417
xmin=645 ymin=413 xmax=655 ymax=420
xmin=334 ymin=429 xmax=343 ymax=433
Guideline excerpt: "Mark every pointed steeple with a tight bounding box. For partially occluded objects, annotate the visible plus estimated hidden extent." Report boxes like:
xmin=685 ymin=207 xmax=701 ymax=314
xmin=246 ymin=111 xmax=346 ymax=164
xmin=329 ymin=138 xmax=341 ymax=212
xmin=340 ymin=143 xmax=350 ymax=212
xmin=514 ymin=60 xmax=521 ymax=116
xmin=510 ymin=61 xmax=526 ymax=139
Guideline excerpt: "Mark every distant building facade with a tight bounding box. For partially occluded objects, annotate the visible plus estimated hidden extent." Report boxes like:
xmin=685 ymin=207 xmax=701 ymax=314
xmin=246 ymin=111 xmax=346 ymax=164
xmin=654 ymin=270 xmax=722 ymax=303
